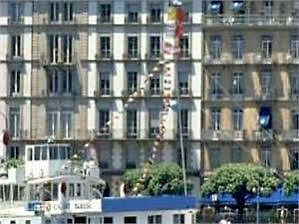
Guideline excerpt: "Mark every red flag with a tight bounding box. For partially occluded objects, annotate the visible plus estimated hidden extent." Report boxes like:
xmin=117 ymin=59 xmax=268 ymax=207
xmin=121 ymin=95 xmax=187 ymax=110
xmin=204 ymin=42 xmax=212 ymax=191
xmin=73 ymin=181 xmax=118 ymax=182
xmin=175 ymin=23 xmax=184 ymax=39
xmin=176 ymin=8 xmax=185 ymax=24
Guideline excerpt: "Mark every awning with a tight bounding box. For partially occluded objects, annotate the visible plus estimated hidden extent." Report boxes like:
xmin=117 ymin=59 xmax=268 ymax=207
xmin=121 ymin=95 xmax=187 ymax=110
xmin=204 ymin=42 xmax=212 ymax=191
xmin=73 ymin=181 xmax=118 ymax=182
xmin=259 ymin=106 xmax=272 ymax=129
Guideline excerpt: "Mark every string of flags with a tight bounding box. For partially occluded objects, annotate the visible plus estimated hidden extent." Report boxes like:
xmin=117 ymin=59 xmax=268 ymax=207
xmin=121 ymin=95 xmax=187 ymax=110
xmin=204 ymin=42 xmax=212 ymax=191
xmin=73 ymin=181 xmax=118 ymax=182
xmin=97 ymin=0 xmax=185 ymax=195
xmin=131 ymin=1 xmax=185 ymax=195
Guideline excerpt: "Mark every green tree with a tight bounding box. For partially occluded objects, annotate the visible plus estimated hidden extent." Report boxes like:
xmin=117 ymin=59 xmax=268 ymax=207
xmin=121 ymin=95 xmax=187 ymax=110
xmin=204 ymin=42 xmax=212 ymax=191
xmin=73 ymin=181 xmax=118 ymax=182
xmin=283 ymin=171 xmax=299 ymax=195
xmin=201 ymin=163 xmax=279 ymax=215
xmin=123 ymin=163 xmax=192 ymax=196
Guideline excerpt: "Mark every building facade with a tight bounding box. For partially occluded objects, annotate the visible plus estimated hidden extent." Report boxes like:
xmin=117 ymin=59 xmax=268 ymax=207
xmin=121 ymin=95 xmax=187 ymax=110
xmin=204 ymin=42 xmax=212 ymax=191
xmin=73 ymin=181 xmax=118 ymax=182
xmin=0 ymin=0 xmax=202 ymax=196
xmin=202 ymin=0 xmax=299 ymax=175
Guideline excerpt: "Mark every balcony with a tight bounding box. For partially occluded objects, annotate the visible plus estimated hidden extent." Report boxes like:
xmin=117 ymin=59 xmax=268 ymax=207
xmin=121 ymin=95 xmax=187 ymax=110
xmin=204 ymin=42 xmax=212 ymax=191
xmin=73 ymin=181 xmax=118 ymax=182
xmin=179 ymin=50 xmax=191 ymax=60
xmin=125 ymin=15 xmax=141 ymax=24
xmin=289 ymin=91 xmax=299 ymax=100
xmin=95 ymin=129 xmax=112 ymax=139
xmin=40 ymin=54 xmax=76 ymax=67
xmin=253 ymin=130 xmax=275 ymax=141
xmin=98 ymin=15 xmax=113 ymax=24
xmin=95 ymin=52 xmax=113 ymax=61
xmin=94 ymin=90 xmax=113 ymax=97
xmin=148 ymin=88 xmax=162 ymax=97
xmin=123 ymin=52 xmax=141 ymax=61
xmin=281 ymin=130 xmax=299 ymax=141
xmin=147 ymin=15 xmax=164 ymax=24
xmin=8 ymin=17 xmax=24 ymax=25
xmin=253 ymin=90 xmax=277 ymax=101
xmin=146 ymin=52 xmax=163 ymax=60
xmin=208 ymin=91 xmax=223 ymax=101
xmin=203 ymin=14 xmax=299 ymax=27
xmin=177 ymin=127 xmax=192 ymax=139
xmin=5 ymin=53 xmax=24 ymax=63
xmin=10 ymin=129 xmax=29 ymax=141
xmin=202 ymin=129 xmax=246 ymax=141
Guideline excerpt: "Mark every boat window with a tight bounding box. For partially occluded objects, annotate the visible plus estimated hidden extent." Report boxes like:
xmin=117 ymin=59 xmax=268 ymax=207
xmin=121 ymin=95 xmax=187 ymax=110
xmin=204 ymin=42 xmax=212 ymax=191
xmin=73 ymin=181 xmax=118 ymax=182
xmin=41 ymin=146 xmax=48 ymax=160
xmin=27 ymin=147 xmax=33 ymax=161
xmin=66 ymin=146 xmax=73 ymax=159
xmin=4 ymin=185 xmax=10 ymax=201
xmin=34 ymin=146 xmax=41 ymax=160
xmin=25 ymin=220 xmax=31 ymax=224
xmin=76 ymin=183 xmax=81 ymax=197
xmin=19 ymin=186 xmax=25 ymax=200
xmin=104 ymin=217 xmax=113 ymax=224
xmin=124 ymin=216 xmax=136 ymax=224
xmin=60 ymin=146 xmax=67 ymax=160
xmin=10 ymin=221 xmax=15 ymax=224
xmin=69 ymin=183 xmax=75 ymax=197
xmin=52 ymin=183 xmax=58 ymax=199
xmin=50 ymin=146 xmax=58 ymax=160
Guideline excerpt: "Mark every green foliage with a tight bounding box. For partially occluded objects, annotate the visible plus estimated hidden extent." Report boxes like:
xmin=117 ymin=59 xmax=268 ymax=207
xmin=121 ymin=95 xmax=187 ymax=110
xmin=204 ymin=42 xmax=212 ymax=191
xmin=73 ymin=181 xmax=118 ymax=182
xmin=123 ymin=163 xmax=193 ymax=196
xmin=283 ymin=171 xmax=299 ymax=195
xmin=5 ymin=158 xmax=24 ymax=169
xmin=201 ymin=163 xmax=279 ymax=197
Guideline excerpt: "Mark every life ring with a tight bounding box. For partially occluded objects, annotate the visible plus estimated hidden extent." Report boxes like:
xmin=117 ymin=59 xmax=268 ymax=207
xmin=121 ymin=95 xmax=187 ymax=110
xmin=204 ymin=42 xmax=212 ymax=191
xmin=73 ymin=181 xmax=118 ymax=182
xmin=3 ymin=130 xmax=10 ymax=146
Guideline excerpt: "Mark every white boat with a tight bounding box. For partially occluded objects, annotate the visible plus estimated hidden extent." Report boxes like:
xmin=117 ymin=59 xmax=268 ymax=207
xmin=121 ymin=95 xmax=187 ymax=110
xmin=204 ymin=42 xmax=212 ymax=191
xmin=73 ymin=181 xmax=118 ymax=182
xmin=0 ymin=143 xmax=198 ymax=224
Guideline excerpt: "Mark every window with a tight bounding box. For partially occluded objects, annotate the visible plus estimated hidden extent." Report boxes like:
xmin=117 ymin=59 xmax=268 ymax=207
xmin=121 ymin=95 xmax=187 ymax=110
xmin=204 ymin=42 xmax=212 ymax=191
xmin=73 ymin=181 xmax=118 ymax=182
xmin=10 ymin=221 xmax=16 ymax=224
xmin=291 ymin=74 xmax=299 ymax=96
xmin=232 ymin=72 xmax=243 ymax=95
xmin=49 ymin=35 xmax=59 ymax=63
xmin=52 ymin=183 xmax=58 ymax=199
xmin=173 ymin=214 xmax=185 ymax=224
xmin=232 ymin=108 xmax=243 ymax=130
xmin=125 ymin=143 xmax=138 ymax=169
xmin=103 ymin=217 xmax=113 ymax=224
xmin=179 ymin=109 xmax=189 ymax=136
xmin=99 ymin=4 xmax=111 ymax=23
xmin=180 ymin=36 xmax=190 ymax=57
xmin=149 ymin=109 xmax=160 ymax=137
xmin=127 ymin=110 xmax=137 ymax=137
xmin=76 ymin=183 xmax=81 ymax=197
xmin=210 ymin=73 xmax=221 ymax=96
xmin=63 ymin=35 xmax=73 ymax=63
xmin=9 ymin=107 xmax=20 ymax=138
xmin=10 ymin=70 xmax=20 ymax=95
xmin=178 ymin=70 xmax=190 ymax=95
xmin=148 ymin=215 xmax=162 ymax=224
xmin=149 ymin=4 xmax=162 ymax=23
xmin=232 ymin=147 xmax=242 ymax=163
xmin=127 ymin=4 xmax=139 ymax=23
xmin=9 ymin=146 xmax=19 ymax=159
xmin=100 ymin=36 xmax=111 ymax=58
xmin=63 ymin=2 xmax=73 ymax=21
xmin=59 ymin=146 xmax=67 ymax=159
xmin=47 ymin=111 xmax=58 ymax=137
xmin=210 ymin=35 xmax=221 ymax=59
xmin=293 ymin=112 xmax=299 ymax=131
xmin=99 ymin=143 xmax=111 ymax=169
xmin=11 ymin=35 xmax=21 ymax=57
xmin=150 ymin=36 xmax=161 ymax=58
xmin=69 ymin=183 xmax=75 ymax=197
xmin=261 ymin=146 xmax=271 ymax=167
xmin=290 ymin=149 xmax=299 ymax=170
xmin=127 ymin=71 xmax=138 ymax=94
xmin=11 ymin=3 xmax=22 ymax=22
xmin=41 ymin=146 xmax=47 ymax=160
xmin=261 ymin=35 xmax=272 ymax=58
xmin=25 ymin=220 xmax=31 ymax=224
xmin=211 ymin=108 xmax=221 ymax=130
xmin=124 ymin=216 xmax=137 ymax=224
xmin=260 ymin=69 xmax=272 ymax=96
xmin=99 ymin=71 xmax=111 ymax=95
xmin=27 ymin=147 xmax=33 ymax=161
xmin=34 ymin=146 xmax=41 ymax=161
xmin=210 ymin=148 xmax=221 ymax=169
xmin=150 ymin=75 xmax=161 ymax=95
xmin=127 ymin=36 xmax=138 ymax=58
xmin=232 ymin=35 xmax=244 ymax=59
xmin=99 ymin=110 xmax=110 ymax=135
xmin=49 ymin=146 xmax=58 ymax=160
xmin=62 ymin=111 xmax=72 ymax=138
xmin=62 ymin=69 xmax=72 ymax=94
xmin=48 ymin=70 xmax=59 ymax=94
xmin=291 ymin=35 xmax=299 ymax=58
xmin=50 ymin=2 xmax=59 ymax=22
